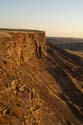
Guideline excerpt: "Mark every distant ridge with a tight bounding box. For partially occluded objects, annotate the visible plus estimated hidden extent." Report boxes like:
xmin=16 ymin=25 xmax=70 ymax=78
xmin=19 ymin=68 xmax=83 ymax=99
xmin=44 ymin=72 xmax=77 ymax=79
xmin=47 ymin=36 xmax=83 ymax=41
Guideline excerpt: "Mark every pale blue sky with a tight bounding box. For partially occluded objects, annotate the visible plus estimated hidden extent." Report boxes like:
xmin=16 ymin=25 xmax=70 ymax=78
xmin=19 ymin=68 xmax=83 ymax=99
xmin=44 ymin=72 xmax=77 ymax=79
xmin=0 ymin=0 xmax=83 ymax=37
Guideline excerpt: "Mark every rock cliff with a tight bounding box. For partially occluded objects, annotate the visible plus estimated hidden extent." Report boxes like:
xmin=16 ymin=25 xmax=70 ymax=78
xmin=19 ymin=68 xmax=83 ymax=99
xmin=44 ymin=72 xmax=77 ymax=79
xmin=0 ymin=29 xmax=83 ymax=125
xmin=0 ymin=30 xmax=47 ymax=67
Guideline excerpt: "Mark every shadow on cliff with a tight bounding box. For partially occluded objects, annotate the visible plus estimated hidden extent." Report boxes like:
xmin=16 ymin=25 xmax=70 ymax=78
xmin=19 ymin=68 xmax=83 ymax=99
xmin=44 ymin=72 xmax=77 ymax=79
xmin=47 ymin=42 xmax=83 ymax=82
xmin=47 ymin=66 xmax=83 ymax=122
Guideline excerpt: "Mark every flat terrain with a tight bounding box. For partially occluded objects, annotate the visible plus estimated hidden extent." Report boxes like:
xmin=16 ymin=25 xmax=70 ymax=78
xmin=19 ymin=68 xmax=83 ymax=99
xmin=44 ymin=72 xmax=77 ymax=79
xmin=47 ymin=37 xmax=83 ymax=51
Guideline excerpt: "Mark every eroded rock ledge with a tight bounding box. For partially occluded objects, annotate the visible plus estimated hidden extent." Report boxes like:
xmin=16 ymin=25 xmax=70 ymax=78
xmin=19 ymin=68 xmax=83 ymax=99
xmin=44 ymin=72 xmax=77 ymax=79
xmin=0 ymin=30 xmax=47 ymax=67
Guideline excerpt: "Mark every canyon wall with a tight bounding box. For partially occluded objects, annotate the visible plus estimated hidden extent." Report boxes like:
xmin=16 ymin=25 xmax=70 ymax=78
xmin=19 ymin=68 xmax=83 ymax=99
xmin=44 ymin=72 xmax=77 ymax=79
xmin=0 ymin=29 xmax=83 ymax=125
xmin=0 ymin=30 xmax=47 ymax=68
xmin=0 ymin=30 xmax=47 ymax=125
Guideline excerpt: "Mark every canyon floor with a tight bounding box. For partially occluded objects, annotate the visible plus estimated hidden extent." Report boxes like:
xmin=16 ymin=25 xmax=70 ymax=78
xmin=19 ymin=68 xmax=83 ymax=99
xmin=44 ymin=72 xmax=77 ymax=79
xmin=0 ymin=29 xmax=83 ymax=125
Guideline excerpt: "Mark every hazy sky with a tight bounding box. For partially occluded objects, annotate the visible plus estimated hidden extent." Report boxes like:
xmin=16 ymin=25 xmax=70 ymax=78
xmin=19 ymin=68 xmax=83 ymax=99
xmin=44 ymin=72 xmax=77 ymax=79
xmin=0 ymin=0 xmax=83 ymax=38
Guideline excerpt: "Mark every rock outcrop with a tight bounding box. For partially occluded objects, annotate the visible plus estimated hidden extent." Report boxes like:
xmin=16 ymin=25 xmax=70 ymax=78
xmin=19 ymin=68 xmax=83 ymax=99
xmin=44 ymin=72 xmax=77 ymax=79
xmin=0 ymin=29 xmax=83 ymax=125
xmin=0 ymin=30 xmax=47 ymax=67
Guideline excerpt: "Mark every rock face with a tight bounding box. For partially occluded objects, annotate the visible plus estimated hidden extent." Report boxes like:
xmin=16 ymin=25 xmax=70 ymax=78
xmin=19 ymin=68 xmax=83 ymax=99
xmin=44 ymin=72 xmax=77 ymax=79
xmin=0 ymin=29 xmax=83 ymax=125
xmin=0 ymin=29 xmax=48 ymax=125
xmin=0 ymin=30 xmax=46 ymax=67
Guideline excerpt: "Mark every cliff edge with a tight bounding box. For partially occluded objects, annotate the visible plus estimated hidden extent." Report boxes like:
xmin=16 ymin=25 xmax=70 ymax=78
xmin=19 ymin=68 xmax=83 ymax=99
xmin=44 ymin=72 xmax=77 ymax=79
xmin=0 ymin=29 xmax=47 ymax=67
xmin=0 ymin=29 xmax=83 ymax=125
